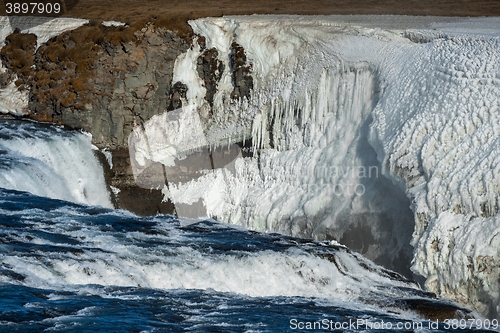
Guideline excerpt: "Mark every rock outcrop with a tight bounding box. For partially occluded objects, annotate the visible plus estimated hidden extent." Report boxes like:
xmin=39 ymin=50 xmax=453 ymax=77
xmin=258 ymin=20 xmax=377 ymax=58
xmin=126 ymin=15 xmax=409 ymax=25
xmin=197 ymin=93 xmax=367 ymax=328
xmin=229 ymin=41 xmax=253 ymax=100
xmin=2 ymin=21 xmax=190 ymax=215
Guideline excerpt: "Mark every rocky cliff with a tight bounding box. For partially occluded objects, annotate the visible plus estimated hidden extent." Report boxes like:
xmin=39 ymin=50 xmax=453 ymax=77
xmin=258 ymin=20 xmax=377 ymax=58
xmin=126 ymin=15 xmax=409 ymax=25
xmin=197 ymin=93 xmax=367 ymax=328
xmin=1 ymin=21 xmax=193 ymax=214
xmin=1 ymin=19 xmax=253 ymax=215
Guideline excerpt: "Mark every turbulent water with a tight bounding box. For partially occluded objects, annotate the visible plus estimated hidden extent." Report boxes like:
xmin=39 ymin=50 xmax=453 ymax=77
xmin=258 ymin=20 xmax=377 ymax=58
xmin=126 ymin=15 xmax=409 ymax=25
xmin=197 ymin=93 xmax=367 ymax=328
xmin=2 ymin=14 xmax=500 ymax=331
xmin=0 ymin=187 xmax=491 ymax=332
xmin=0 ymin=120 xmax=496 ymax=332
xmin=0 ymin=121 xmax=112 ymax=208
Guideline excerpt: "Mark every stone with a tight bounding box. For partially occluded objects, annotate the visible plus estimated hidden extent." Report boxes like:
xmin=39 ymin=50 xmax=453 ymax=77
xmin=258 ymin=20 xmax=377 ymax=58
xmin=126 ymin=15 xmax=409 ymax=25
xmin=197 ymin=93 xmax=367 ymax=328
xmin=2 ymin=23 xmax=190 ymax=215
xmin=229 ymin=42 xmax=253 ymax=100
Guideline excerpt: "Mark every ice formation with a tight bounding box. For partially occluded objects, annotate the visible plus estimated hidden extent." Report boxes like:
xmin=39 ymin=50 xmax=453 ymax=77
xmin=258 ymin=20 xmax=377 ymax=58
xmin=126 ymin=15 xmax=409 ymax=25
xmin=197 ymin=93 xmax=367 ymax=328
xmin=128 ymin=16 xmax=500 ymax=318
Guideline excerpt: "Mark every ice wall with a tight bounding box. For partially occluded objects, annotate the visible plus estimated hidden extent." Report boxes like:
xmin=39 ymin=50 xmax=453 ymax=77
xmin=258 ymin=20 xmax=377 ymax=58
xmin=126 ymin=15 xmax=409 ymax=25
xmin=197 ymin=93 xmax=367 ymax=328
xmin=129 ymin=16 xmax=500 ymax=318
xmin=129 ymin=18 xmax=418 ymax=278
xmin=371 ymin=34 xmax=500 ymax=319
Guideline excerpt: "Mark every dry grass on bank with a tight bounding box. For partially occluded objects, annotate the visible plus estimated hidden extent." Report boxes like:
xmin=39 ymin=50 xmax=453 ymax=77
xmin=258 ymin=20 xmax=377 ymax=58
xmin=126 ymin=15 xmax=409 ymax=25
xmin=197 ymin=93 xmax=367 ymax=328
xmin=1 ymin=0 xmax=500 ymax=34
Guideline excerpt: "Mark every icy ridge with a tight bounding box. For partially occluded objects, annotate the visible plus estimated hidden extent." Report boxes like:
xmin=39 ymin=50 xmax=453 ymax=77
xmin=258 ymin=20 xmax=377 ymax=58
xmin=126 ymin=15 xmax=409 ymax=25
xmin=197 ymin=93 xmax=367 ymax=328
xmin=151 ymin=16 xmax=500 ymax=318
xmin=371 ymin=35 xmax=500 ymax=318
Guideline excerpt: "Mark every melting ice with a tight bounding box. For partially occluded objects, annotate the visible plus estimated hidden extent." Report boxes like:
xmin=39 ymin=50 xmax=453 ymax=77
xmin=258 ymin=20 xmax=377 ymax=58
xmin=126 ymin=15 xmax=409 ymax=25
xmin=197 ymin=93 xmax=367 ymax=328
xmin=128 ymin=15 xmax=500 ymax=319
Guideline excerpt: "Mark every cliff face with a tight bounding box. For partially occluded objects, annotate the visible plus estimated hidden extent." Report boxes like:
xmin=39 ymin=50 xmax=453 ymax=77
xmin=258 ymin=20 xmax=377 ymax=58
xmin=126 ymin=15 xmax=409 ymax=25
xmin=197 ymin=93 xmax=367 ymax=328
xmin=1 ymin=18 xmax=256 ymax=215
xmin=2 ymin=22 xmax=192 ymax=215
xmin=29 ymin=23 xmax=189 ymax=147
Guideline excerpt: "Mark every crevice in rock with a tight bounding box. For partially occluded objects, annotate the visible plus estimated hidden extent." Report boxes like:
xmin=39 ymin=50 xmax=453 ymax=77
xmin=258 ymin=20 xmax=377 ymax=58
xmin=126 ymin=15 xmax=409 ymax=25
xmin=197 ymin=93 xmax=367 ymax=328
xmin=229 ymin=41 xmax=253 ymax=100
xmin=196 ymin=39 xmax=224 ymax=112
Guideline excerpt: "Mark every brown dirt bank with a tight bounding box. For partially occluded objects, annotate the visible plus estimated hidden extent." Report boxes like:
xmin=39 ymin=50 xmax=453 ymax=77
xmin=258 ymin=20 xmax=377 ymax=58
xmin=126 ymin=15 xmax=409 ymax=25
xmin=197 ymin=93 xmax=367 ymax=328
xmin=55 ymin=0 xmax=500 ymax=39
xmin=3 ymin=1 xmax=500 ymax=35
xmin=55 ymin=0 xmax=500 ymax=19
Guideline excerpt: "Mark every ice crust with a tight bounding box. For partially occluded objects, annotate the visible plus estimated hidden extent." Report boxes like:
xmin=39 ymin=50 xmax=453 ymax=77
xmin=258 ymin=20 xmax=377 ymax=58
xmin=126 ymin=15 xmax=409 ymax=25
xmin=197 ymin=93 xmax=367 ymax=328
xmin=133 ymin=16 xmax=500 ymax=318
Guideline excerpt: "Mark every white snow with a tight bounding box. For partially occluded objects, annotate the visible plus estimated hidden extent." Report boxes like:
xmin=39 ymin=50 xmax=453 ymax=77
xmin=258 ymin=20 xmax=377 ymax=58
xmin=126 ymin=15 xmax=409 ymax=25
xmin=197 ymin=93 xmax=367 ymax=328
xmin=102 ymin=21 xmax=127 ymax=28
xmin=0 ymin=79 xmax=30 ymax=116
xmin=129 ymin=15 xmax=500 ymax=319
xmin=0 ymin=16 xmax=88 ymax=115
xmin=12 ymin=16 xmax=89 ymax=47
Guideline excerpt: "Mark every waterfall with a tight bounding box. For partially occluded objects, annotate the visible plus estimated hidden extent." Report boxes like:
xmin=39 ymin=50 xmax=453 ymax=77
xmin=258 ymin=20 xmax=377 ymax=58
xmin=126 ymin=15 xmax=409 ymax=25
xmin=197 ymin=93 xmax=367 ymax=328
xmin=0 ymin=120 xmax=112 ymax=208
xmin=128 ymin=16 xmax=500 ymax=318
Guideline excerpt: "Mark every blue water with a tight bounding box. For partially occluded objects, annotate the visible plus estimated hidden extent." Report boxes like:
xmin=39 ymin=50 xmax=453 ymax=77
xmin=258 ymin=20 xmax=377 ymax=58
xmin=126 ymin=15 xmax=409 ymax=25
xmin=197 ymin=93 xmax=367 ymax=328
xmin=0 ymin=188 xmax=498 ymax=332
xmin=0 ymin=120 xmax=497 ymax=332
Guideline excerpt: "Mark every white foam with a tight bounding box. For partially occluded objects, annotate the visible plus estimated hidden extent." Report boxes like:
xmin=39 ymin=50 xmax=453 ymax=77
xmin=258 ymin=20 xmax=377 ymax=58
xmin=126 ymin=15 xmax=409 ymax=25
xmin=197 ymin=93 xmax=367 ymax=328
xmin=130 ymin=15 xmax=500 ymax=318
xmin=0 ymin=122 xmax=112 ymax=208
xmin=0 ymin=214 xmax=421 ymax=308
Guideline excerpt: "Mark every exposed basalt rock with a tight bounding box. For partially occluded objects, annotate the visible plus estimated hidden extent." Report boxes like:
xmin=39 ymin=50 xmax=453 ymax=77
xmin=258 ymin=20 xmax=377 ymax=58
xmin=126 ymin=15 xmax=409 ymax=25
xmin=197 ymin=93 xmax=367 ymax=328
xmin=168 ymin=81 xmax=188 ymax=111
xmin=96 ymin=148 xmax=175 ymax=215
xmin=1 ymin=22 xmax=190 ymax=146
xmin=197 ymin=43 xmax=224 ymax=110
xmin=27 ymin=23 xmax=189 ymax=147
xmin=395 ymin=298 xmax=473 ymax=321
xmin=229 ymin=41 xmax=253 ymax=100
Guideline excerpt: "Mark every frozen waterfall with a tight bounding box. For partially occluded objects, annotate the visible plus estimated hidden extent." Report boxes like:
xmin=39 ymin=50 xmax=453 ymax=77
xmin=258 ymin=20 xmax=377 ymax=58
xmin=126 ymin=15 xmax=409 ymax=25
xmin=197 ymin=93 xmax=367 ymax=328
xmin=128 ymin=15 xmax=500 ymax=319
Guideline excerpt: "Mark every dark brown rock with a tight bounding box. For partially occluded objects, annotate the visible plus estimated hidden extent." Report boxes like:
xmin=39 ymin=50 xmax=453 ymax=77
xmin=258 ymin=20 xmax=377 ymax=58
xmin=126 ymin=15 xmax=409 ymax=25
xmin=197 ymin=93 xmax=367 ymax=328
xmin=168 ymin=81 xmax=188 ymax=111
xmin=396 ymin=298 xmax=473 ymax=321
xmin=197 ymin=46 xmax=224 ymax=109
xmin=95 ymin=147 xmax=176 ymax=216
xmin=229 ymin=41 xmax=253 ymax=100
xmin=1 ymin=29 xmax=37 ymax=83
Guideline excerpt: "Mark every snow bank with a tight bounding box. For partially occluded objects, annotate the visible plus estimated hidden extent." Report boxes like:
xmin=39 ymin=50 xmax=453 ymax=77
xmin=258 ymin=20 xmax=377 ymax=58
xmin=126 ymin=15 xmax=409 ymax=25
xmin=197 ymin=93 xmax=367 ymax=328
xmin=129 ymin=15 xmax=500 ymax=318
xmin=102 ymin=21 xmax=127 ymax=28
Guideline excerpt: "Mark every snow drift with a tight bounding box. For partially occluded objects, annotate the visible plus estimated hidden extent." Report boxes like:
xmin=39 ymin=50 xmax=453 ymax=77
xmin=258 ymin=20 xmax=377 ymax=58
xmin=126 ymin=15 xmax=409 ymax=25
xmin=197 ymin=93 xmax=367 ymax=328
xmin=128 ymin=16 xmax=500 ymax=318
